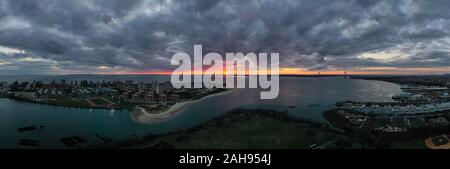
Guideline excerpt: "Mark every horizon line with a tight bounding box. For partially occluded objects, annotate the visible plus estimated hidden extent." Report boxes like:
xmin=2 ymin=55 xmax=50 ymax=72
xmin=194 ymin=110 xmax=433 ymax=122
xmin=2 ymin=72 xmax=449 ymax=76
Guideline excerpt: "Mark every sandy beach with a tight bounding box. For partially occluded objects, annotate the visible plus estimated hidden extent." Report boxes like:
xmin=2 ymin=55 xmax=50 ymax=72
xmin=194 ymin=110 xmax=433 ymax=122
xmin=131 ymin=89 xmax=239 ymax=124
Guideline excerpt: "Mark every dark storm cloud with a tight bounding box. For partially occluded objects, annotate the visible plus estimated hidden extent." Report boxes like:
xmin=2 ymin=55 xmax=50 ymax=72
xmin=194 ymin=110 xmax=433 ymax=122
xmin=1 ymin=0 xmax=450 ymax=74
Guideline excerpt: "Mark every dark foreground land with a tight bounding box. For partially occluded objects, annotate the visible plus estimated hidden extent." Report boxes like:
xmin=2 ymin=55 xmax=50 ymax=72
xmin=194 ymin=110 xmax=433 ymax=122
xmin=88 ymin=109 xmax=363 ymax=149
xmin=87 ymin=108 xmax=429 ymax=149
xmin=323 ymin=108 xmax=447 ymax=149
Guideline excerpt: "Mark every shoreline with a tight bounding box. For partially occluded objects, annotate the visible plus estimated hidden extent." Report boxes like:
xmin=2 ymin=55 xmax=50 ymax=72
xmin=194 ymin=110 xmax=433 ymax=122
xmin=131 ymin=89 xmax=240 ymax=124
xmin=93 ymin=108 xmax=343 ymax=149
xmin=4 ymin=97 xmax=129 ymax=111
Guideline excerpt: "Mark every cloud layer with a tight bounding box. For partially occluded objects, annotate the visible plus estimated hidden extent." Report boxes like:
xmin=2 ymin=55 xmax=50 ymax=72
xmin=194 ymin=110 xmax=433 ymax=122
xmin=1 ymin=0 xmax=450 ymax=74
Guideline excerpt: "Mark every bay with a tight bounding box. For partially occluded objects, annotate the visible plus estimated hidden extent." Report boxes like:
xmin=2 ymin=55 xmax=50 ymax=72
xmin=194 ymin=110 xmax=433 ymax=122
xmin=0 ymin=76 xmax=402 ymax=148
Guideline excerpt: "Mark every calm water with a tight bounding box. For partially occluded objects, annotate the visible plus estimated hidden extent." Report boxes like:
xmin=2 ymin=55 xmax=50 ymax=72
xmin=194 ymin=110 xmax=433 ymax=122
xmin=0 ymin=75 xmax=402 ymax=148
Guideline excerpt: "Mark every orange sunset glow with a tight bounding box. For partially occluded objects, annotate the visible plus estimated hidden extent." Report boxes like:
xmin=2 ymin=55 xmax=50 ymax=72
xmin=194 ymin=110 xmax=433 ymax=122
xmin=105 ymin=67 xmax=450 ymax=75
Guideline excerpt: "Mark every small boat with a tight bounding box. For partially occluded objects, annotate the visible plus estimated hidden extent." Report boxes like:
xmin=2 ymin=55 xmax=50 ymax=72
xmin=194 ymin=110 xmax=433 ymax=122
xmin=17 ymin=126 xmax=37 ymax=133
xmin=95 ymin=134 xmax=114 ymax=143
xmin=19 ymin=139 xmax=39 ymax=146
xmin=60 ymin=135 xmax=88 ymax=147
xmin=308 ymin=104 xmax=320 ymax=107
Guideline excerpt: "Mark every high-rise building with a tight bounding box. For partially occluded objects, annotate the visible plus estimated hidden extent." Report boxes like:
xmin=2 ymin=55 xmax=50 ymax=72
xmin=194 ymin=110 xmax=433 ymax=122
xmin=152 ymin=81 xmax=160 ymax=94
xmin=163 ymin=81 xmax=172 ymax=92
xmin=125 ymin=80 xmax=134 ymax=86
xmin=138 ymin=81 xmax=145 ymax=93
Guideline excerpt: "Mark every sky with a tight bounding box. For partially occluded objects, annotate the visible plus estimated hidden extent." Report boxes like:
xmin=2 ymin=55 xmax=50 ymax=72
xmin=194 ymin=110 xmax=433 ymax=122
xmin=1 ymin=0 xmax=450 ymax=75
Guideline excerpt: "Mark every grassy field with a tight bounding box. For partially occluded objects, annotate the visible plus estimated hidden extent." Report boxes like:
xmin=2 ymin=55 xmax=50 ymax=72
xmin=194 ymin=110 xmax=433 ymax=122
xmin=167 ymin=116 xmax=350 ymax=149
xmin=48 ymin=97 xmax=91 ymax=108
xmin=89 ymin=98 xmax=111 ymax=105
xmin=89 ymin=108 xmax=431 ymax=149
xmin=119 ymin=109 xmax=359 ymax=149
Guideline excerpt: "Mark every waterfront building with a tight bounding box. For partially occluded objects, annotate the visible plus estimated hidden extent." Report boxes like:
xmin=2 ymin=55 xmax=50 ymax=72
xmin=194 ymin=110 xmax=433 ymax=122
xmin=410 ymin=94 xmax=426 ymax=101
xmin=138 ymin=81 xmax=145 ymax=93
xmin=160 ymin=81 xmax=172 ymax=93
xmin=125 ymin=80 xmax=134 ymax=86
xmin=159 ymin=94 xmax=167 ymax=102
xmin=170 ymin=94 xmax=180 ymax=102
xmin=152 ymin=81 xmax=160 ymax=94
xmin=14 ymin=92 xmax=36 ymax=100
xmin=145 ymin=94 xmax=156 ymax=103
